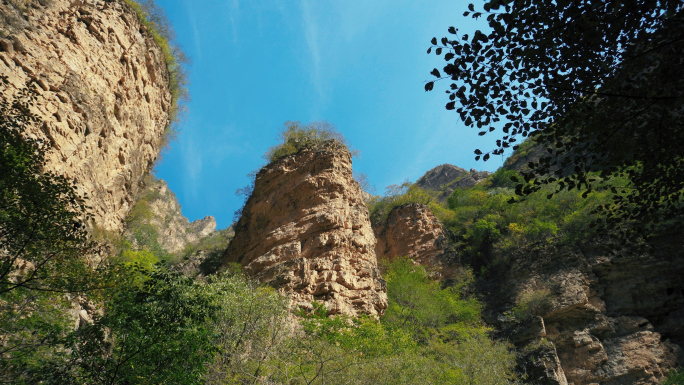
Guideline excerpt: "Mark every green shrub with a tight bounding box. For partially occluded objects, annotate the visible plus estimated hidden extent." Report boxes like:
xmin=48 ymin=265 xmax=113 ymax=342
xmin=509 ymin=288 xmax=553 ymax=322
xmin=664 ymin=369 xmax=684 ymax=385
xmin=122 ymin=0 xmax=189 ymax=143
xmin=382 ymin=258 xmax=487 ymax=343
xmin=367 ymin=181 xmax=433 ymax=226
xmin=264 ymin=121 xmax=357 ymax=163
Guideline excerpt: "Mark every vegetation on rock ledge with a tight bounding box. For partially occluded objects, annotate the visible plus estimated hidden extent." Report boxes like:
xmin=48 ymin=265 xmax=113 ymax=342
xmin=122 ymin=0 xmax=189 ymax=143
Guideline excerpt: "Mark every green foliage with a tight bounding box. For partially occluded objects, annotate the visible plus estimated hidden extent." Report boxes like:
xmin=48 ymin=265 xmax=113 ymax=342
xmin=264 ymin=121 xmax=357 ymax=163
xmin=0 ymin=77 xmax=100 ymax=297
xmin=122 ymin=0 xmax=189 ymax=141
xmin=0 ymin=78 xmax=108 ymax=382
xmin=664 ymin=369 xmax=684 ymax=385
xmin=509 ymin=288 xmax=553 ymax=322
xmin=427 ymin=0 xmax=684 ymax=234
xmin=432 ymin=167 xmax=616 ymax=271
xmin=31 ymin=265 xmax=220 ymax=384
xmin=117 ymin=249 xmax=159 ymax=270
xmin=367 ymin=181 xmax=434 ymax=226
xmin=383 ymin=258 xmax=485 ymax=342
xmin=201 ymin=258 xmax=518 ymax=385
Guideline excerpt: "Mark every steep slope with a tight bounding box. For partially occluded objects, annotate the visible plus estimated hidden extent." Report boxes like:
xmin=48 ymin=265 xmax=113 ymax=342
xmin=416 ymin=163 xmax=490 ymax=200
xmin=125 ymin=175 xmax=217 ymax=255
xmin=223 ymin=140 xmax=388 ymax=317
xmin=397 ymin=150 xmax=684 ymax=384
xmin=485 ymin=238 xmax=684 ymax=385
xmin=0 ymin=0 xmax=171 ymax=231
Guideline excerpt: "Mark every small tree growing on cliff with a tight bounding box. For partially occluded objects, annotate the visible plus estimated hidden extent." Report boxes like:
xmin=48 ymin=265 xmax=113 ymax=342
xmin=264 ymin=121 xmax=358 ymax=163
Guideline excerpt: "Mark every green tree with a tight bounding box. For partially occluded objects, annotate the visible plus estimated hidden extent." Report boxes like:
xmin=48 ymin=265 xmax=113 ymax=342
xmin=426 ymin=0 xmax=683 ymax=233
xmin=35 ymin=265 xmax=220 ymax=385
xmin=0 ymin=77 xmax=107 ymax=381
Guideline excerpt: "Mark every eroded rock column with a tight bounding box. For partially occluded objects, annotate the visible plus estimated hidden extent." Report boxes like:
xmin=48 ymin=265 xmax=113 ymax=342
xmin=223 ymin=141 xmax=388 ymax=317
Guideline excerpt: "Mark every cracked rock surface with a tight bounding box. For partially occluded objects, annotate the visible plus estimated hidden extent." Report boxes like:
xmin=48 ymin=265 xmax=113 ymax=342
xmin=0 ymin=0 xmax=171 ymax=231
xmin=223 ymin=141 xmax=388 ymax=317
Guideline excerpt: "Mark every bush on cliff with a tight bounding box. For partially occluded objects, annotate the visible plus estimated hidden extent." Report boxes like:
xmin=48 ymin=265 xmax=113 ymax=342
xmin=264 ymin=121 xmax=358 ymax=163
xmin=123 ymin=0 xmax=189 ymax=143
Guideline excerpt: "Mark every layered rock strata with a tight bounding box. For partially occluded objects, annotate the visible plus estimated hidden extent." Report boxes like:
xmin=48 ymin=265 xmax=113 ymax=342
xmin=487 ymin=239 xmax=684 ymax=385
xmin=0 ymin=0 xmax=171 ymax=231
xmin=223 ymin=141 xmax=388 ymax=317
xmin=374 ymin=203 xmax=459 ymax=280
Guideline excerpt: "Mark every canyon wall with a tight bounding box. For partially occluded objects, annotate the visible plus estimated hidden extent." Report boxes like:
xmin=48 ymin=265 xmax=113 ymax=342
xmin=125 ymin=175 xmax=216 ymax=255
xmin=376 ymin=183 xmax=683 ymax=384
xmin=488 ymin=239 xmax=684 ymax=385
xmin=223 ymin=141 xmax=388 ymax=317
xmin=0 ymin=0 xmax=171 ymax=231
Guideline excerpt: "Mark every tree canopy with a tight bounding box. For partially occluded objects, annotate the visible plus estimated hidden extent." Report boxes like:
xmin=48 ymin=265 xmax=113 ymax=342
xmin=426 ymin=0 xmax=684 ymax=233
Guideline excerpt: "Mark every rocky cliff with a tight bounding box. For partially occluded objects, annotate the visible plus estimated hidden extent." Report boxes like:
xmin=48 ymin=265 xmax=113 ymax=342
xmin=0 ymin=0 xmax=171 ymax=232
xmin=374 ymin=203 xmax=461 ymax=281
xmin=380 ymin=161 xmax=684 ymax=384
xmin=223 ymin=140 xmax=388 ymax=317
xmin=486 ymin=238 xmax=684 ymax=385
xmin=125 ymin=175 xmax=217 ymax=255
xmin=416 ymin=163 xmax=490 ymax=200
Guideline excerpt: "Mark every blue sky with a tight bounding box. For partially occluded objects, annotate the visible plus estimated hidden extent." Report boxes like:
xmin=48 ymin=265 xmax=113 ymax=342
xmin=153 ymin=0 xmax=508 ymax=229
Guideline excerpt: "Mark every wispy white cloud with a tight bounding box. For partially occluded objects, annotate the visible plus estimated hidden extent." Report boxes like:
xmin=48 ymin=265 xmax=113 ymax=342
xmin=332 ymin=1 xmax=392 ymax=42
xmin=182 ymin=137 xmax=203 ymax=202
xmin=183 ymin=0 xmax=202 ymax=60
xmin=300 ymin=0 xmax=323 ymax=97
xmin=228 ymin=0 xmax=240 ymax=46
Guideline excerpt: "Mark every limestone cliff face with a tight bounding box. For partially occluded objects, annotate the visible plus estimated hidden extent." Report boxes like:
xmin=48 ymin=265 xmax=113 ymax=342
xmin=485 ymin=239 xmax=684 ymax=385
xmin=125 ymin=175 xmax=216 ymax=255
xmin=374 ymin=203 xmax=459 ymax=280
xmin=0 ymin=0 xmax=171 ymax=231
xmin=223 ymin=141 xmax=388 ymax=317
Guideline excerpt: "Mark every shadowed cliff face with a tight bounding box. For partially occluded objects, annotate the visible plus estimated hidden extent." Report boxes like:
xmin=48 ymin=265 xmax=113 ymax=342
xmin=480 ymin=238 xmax=684 ymax=385
xmin=223 ymin=140 xmax=388 ymax=317
xmin=0 ymin=0 xmax=171 ymax=231
xmin=125 ymin=176 xmax=216 ymax=255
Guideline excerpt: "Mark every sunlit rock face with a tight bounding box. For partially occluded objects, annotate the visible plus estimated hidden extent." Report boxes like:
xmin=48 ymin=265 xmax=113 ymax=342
xmin=223 ymin=140 xmax=388 ymax=317
xmin=415 ymin=164 xmax=490 ymax=201
xmin=374 ymin=203 xmax=461 ymax=280
xmin=0 ymin=0 xmax=171 ymax=232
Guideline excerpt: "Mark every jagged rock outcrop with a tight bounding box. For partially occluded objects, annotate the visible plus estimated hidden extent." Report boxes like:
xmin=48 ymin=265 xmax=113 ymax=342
xmin=416 ymin=164 xmax=490 ymax=200
xmin=374 ymin=203 xmax=460 ymax=280
xmin=0 ymin=0 xmax=171 ymax=231
xmin=416 ymin=164 xmax=469 ymax=190
xmin=484 ymin=238 xmax=684 ymax=385
xmin=223 ymin=140 xmax=388 ymax=317
xmin=125 ymin=175 xmax=216 ymax=254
